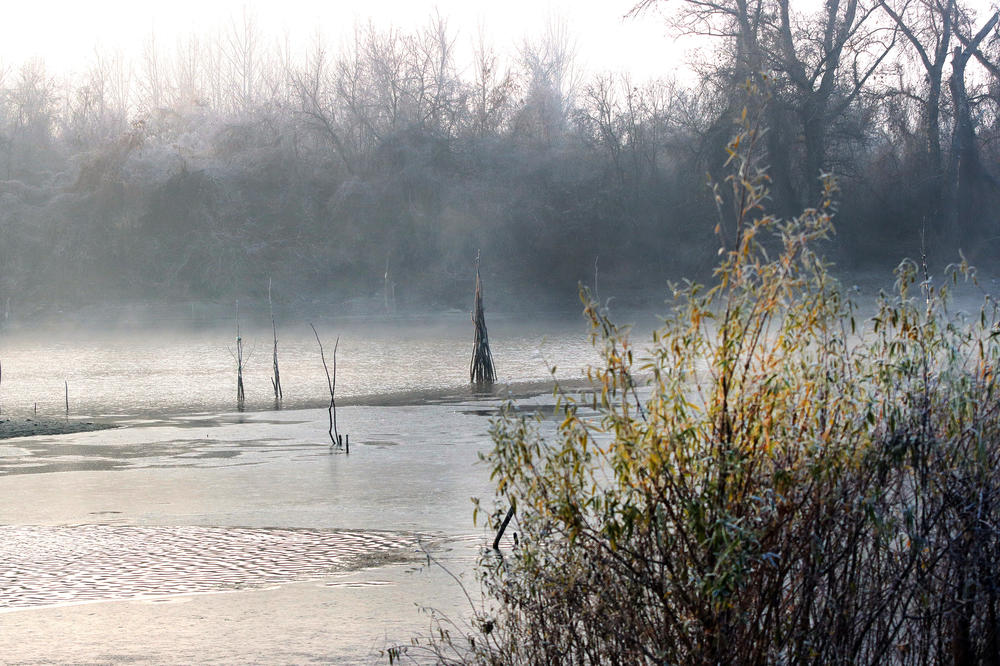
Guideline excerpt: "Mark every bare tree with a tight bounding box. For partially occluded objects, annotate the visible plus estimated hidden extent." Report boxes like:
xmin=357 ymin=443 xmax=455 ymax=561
xmin=946 ymin=9 xmax=999 ymax=229
xmin=771 ymin=0 xmax=898 ymax=202
xmin=409 ymin=12 xmax=463 ymax=136
xmin=633 ymin=0 xmax=898 ymax=208
xmin=514 ymin=18 xmax=581 ymax=146
xmin=581 ymin=74 xmax=627 ymax=188
xmin=171 ymin=35 xmax=209 ymax=108
xmin=880 ymin=0 xmax=955 ymax=183
xmin=137 ymin=31 xmax=165 ymax=115
xmin=222 ymin=7 xmax=263 ymax=116
xmin=468 ymin=29 xmax=518 ymax=137
xmin=290 ymin=34 xmax=356 ymax=173
xmin=310 ymin=323 xmax=342 ymax=451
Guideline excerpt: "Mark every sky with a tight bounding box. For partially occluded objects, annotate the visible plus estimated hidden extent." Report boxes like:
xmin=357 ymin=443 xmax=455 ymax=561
xmin=0 ymin=0 xmax=684 ymax=82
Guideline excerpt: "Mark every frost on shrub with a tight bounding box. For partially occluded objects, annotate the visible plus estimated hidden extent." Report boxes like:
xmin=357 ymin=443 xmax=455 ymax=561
xmin=396 ymin=94 xmax=1000 ymax=666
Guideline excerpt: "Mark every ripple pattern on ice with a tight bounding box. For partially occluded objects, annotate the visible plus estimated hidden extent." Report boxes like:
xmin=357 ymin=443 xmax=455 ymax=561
xmin=0 ymin=525 xmax=421 ymax=610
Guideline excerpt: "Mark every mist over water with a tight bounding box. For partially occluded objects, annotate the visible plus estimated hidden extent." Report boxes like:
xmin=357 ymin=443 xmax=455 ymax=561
xmin=4 ymin=0 xmax=1000 ymax=659
xmin=0 ymin=314 xmax=601 ymax=418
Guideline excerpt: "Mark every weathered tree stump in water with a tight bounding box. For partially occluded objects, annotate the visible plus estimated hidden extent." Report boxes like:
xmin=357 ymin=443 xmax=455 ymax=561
xmin=470 ymin=251 xmax=496 ymax=385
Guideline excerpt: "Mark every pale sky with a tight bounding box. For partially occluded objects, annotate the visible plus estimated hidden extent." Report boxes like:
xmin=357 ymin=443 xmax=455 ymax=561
xmin=0 ymin=0 xmax=683 ymax=82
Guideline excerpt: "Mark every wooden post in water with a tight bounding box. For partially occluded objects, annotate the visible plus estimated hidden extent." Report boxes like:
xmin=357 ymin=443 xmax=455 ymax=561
xmin=64 ymin=380 xmax=69 ymax=415
xmin=470 ymin=251 xmax=496 ymax=386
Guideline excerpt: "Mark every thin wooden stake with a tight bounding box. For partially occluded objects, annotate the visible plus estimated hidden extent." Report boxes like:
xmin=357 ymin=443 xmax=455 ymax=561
xmin=64 ymin=380 xmax=69 ymax=415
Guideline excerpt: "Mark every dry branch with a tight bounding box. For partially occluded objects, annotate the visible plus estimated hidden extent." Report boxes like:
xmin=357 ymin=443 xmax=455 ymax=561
xmin=233 ymin=301 xmax=246 ymax=409
xmin=228 ymin=300 xmax=254 ymax=410
xmin=310 ymin=323 xmax=341 ymax=451
xmin=269 ymin=278 xmax=282 ymax=401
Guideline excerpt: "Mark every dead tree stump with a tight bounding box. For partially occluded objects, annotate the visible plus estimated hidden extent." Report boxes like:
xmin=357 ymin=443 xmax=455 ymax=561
xmin=470 ymin=251 xmax=496 ymax=385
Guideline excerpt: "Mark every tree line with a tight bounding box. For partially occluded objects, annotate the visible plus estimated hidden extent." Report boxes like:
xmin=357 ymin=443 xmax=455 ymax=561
xmin=1 ymin=2 xmax=999 ymax=317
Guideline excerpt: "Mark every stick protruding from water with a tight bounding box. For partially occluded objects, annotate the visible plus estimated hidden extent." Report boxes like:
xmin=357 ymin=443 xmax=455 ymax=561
xmin=269 ymin=278 xmax=282 ymax=402
xmin=310 ymin=323 xmax=343 ymax=452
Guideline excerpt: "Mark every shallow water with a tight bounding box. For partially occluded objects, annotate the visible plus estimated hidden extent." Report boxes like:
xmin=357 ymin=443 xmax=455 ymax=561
xmin=0 ymin=314 xmax=609 ymax=661
xmin=0 ymin=524 xmax=422 ymax=610
xmin=0 ymin=370 xmax=577 ymax=661
xmin=0 ymin=314 xmax=599 ymax=417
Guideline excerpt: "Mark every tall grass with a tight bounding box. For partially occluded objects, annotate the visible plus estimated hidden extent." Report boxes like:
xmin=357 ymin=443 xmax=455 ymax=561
xmin=391 ymin=96 xmax=1000 ymax=665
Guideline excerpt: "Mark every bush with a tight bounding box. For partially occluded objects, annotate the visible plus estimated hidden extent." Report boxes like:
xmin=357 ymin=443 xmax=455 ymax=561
xmin=391 ymin=102 xmax=1000 ymax=665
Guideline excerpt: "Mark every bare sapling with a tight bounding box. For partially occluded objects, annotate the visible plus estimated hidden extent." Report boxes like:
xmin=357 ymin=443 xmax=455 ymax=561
xmin=470 ymin=251 xmax=496 ymax=385
xmin=269 ymin=278 xmax=282 ymax=402
xmin=310 ymin=323 xmax=344 ymax=453
xmin=228 ymin=300 xmax=252 ymax=411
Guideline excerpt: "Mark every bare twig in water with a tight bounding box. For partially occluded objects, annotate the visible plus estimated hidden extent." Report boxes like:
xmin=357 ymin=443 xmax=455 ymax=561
xmin=493 ymin=505 xmax=516 ymax=551
xmin=226 ymin=301 xmax=257 ymax=410
xmin=269 ymin=278 xmax=282 ymax=401
xmin=230 ymin=300 xmax=247 ymax=410
xmin=310 ymin=323 xmax=341 ymax=451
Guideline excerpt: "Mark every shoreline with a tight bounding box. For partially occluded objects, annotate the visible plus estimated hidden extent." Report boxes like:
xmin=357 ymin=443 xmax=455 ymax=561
xmin=0 ymin=376 xmax=594 ymax=440
xmin=0 ymin=417 xmax=116 ymax=440
xmin=0 ymin=382 xmax=500 ymax=662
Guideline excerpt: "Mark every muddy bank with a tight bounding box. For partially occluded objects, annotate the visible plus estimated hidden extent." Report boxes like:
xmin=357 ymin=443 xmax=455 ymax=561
xmin=0 ymin=416 xmax=116 ymax=440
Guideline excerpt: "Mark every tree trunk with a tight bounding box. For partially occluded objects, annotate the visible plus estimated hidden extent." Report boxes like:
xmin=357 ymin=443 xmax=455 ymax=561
xmin=946 ymin=13 xmax=998 ymax=234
